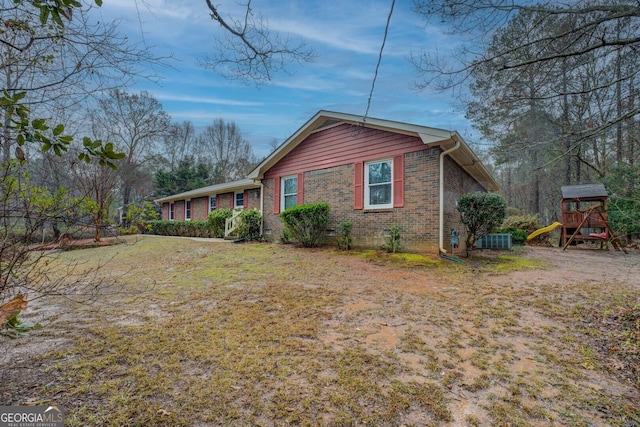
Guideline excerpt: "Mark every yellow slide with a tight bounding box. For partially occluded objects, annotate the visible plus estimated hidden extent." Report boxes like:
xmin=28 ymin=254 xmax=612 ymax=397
xmin=527 ymin=221 xmax=563 ymax=241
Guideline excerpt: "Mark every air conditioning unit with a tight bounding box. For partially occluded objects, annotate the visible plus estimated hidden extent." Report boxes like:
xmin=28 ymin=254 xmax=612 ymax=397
xmin=476 ymin=234 xmax=512 ymax=250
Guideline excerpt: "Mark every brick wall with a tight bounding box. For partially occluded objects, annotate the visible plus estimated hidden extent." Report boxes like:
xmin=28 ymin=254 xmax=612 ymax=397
xmin=263 ymin=148 xmax=449 ymax=252
xmin=263 ymin=178 xmax=280 ymax=238
xmin=220 ymin=192 xmax=234 ymax=210
xmin=159 ymin=189 xmax=262 ymax=222
xmin=175 ymin=200 xmax=185 ymax=221
xmin=246 ymin=188 xmax=261 ymax=210
xmin=192 ymin=197 xmax=208 ymax=220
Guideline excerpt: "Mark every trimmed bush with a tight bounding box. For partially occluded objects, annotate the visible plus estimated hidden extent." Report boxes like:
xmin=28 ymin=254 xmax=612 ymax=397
xmin=207 ymin=209 xmax=233 ymax=238
xmin=236 ymin=209 xmax=262 ymax=241
xmin=280 ymin=202 xmax=330 ymax=247
xmin=457 ymin=192 xmax=507 ymax=248
xmin=147 ymin=220 xmax=210 ymax=237
xmin=279 ymin=228 xmax=292 ymax=244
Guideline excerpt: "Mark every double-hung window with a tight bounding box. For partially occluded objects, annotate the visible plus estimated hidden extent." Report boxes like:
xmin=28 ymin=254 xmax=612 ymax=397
xmin=169 ymin=203 xmax=175 ymax=220
xmin=364 ymin=159 xmax=392 ymax=209
xmin=185 ymin=200 xmax=191 ymax=220
xmin=209 ymin=196 xmax=216 ymax=213
xmin=234 ymin=191 xmax=244 ymax=209
xmin=281 ymin=176 xmax=298 ymax=211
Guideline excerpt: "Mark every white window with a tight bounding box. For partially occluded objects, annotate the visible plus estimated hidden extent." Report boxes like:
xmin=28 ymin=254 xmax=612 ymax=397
xmin=365 ymin=159 xmax=392 ymax=209
xmin=185 ymin=200 xmax=191 ymax=220
xmin=169 ymin=203 xmax=174 ymax=220
xmin=281 ymin=176 xmax=298 ymax=211
xmin=234 ymin=191 xmax=244 ymax=209
xmin=209 ymin=196 xmax=217 ymax=213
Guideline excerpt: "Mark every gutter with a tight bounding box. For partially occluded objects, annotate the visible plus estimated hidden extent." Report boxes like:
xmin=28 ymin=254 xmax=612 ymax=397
xmin=439 ymin=137 xmax=461 ymax=254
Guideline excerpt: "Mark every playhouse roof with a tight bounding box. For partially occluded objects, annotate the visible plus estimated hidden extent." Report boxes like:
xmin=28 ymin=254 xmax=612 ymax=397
xmin=561 ymin=183 xmax=608 ymax=200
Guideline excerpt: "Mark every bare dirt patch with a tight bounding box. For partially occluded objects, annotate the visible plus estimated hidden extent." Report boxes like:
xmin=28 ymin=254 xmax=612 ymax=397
xmin=1 ymin=238 xmax=638 ymax=426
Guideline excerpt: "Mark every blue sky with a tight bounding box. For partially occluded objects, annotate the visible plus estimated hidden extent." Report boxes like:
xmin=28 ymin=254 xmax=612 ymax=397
xmin=97 ymin=0 xmax=470 ymax=158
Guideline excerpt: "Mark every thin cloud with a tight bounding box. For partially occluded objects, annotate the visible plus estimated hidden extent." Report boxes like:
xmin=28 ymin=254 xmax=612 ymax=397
xmin=270 ymin=19 xmax=381 ymax=55
xmin=151 ymin=92 xmax=264 ymax=107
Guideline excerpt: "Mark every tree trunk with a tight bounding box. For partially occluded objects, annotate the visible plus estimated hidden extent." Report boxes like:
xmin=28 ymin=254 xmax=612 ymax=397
xmin=562 ymin=59 xmax=572 ymax=185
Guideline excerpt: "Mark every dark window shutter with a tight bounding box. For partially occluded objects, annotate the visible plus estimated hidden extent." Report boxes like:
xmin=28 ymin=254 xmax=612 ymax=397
xmin=297 ymin=173 xmax=304 ymax=205
xmin=273 ymin=177 xmax=281 ymax=214
xmin=243 ymin=190 xmax=248 ymax=209
xmin=354 ymin=162 xmax=364 ymax=210
xmin=393 ymin=155 xmax=404 ymax=208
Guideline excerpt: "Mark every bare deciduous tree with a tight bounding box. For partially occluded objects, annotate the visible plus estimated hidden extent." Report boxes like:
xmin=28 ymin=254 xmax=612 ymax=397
xmin=199 ymin=118 xmax=257 ymax=183
xmin=411 ymin=0 xmax=640 ymax=135
xmin=0 ymin=0 xmax=164 ymax=162
xmin=160 ymin=121 xmax=199 ymax=170
xmin=201 ymin=0 xmax=315 ymax=83
xmin=452 ymin=2 xmax=640 ymax=223
xmin=0 ymin=160 xmax=121 ymax=320
xmin=90 ymin=90 xmax=171 ymax=214
xmin=70 ymin=147 xmax=120 ymax=242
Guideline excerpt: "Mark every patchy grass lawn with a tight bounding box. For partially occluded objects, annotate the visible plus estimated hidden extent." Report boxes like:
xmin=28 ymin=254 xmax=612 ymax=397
xmin=2 ymin=236 xmax=639 ymax=426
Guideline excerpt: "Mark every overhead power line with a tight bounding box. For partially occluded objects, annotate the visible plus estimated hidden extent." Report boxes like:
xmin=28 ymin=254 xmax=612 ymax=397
xmin=363 ymin=0 xmax=396 ymax=124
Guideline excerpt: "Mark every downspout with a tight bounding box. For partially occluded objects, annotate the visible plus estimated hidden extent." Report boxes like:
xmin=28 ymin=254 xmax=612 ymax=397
xmin=439 ymin=137 xmax=461 ymax=254
xmin=258 ymin=181 xmax=264 ymax=235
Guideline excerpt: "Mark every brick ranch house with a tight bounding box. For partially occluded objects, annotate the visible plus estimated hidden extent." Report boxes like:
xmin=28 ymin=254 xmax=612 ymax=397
xmin=155 ymin=111 xmax=498 ymax=254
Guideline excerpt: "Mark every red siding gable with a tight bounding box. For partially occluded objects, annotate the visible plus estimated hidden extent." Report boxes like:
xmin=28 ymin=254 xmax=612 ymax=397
xmin=264 ymin=124 xmax=424 ymax=179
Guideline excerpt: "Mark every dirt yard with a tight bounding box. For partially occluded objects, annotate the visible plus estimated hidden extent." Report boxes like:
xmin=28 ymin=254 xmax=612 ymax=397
xmin=1 ymin=236 xmax=639 ymax=426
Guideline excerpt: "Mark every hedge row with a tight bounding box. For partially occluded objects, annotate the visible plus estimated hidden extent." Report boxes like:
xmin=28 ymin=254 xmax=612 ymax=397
xmin=147 ymin=208 xmax=263 ymax=240
xmin=208 ymin=209 xmax=233 ymax=238
xmin=147 ymin=220 xmax=212 ymax=237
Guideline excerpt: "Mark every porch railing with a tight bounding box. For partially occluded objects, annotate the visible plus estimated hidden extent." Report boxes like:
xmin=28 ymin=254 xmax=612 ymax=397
xmin=224 ymin=209 xmax=242 ymax=238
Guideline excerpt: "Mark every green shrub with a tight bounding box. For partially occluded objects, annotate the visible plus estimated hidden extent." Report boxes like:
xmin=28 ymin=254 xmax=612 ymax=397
xmin=279 ymin=228 xmax=292 ymax=244
xmin=457 ymin=192 xmax=507 ymax=248
xmin=147 ymin=220 xmax=210 ymax=237
xmin=147 ymin=220 xmax=170 ymax=235
xmin=602 ymin=164 xmax=640 ymax=241
xmin=381 ymin=224 xmax=404 ymax=253
xmin=207 ymin=209 xmax=233 ymax=238
xmin=608 ymin=197 xmax=640 ymax=241
xmin=280 ymin=202 xmax=330 ymax=247
xmin=499 ymin=227 xmax=528 ymax=245
xmin=337 ymin=221 xmax=353 ymax=251
xmin=236 ymin=209 xmax=262 ymax=240
xmin=122 ymin=201 xmax=158 ymax=234
xmin=501 ymin=213 xmax=540 ymax=234
xmin=118 ymin=225 xmax=140 ymax=235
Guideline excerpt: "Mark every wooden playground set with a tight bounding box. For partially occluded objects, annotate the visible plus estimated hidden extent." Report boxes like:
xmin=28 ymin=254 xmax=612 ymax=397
xmin=527 ymin=183 xmax=627 ymax=253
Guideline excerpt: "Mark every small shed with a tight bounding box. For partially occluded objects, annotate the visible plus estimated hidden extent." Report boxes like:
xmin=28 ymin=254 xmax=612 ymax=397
xmin=560 ymin=184 xmax=625 ymax=252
